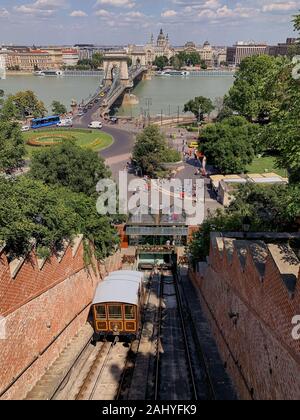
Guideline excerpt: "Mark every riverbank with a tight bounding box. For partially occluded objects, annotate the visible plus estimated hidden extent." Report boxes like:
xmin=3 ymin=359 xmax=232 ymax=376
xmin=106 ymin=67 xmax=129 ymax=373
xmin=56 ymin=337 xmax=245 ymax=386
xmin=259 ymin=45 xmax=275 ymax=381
xmin=5 ymin=71 xmax=33 ymax=76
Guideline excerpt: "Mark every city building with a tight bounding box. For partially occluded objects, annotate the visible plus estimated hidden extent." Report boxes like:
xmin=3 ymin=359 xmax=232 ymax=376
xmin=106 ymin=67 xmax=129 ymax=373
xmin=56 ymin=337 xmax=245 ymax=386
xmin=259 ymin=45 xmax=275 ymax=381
xmin=268 ymin=38 xmax=297 ymax=57
xmin=226 ymin=42 xmax=268 ymax=66
xmin=42 ymin=46 xmax=63 ymax=68
xmin=62 ymin=49 xmax=79 ymax=67
xmin=127 ymin=29 xmax=175 ymax=66
xmin=0 ymin=47 xmax=57 ymax=71
xmin=210 ymin=173 xmax=288 ymax=207
xmin=174 ymin=41 xmax=214 ymax=67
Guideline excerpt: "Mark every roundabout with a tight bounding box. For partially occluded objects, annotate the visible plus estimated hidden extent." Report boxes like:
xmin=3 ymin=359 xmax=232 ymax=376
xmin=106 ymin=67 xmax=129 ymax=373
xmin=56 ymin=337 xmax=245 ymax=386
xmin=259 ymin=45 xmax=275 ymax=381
xmin=23 ymin=129 xmax=114 ymax=156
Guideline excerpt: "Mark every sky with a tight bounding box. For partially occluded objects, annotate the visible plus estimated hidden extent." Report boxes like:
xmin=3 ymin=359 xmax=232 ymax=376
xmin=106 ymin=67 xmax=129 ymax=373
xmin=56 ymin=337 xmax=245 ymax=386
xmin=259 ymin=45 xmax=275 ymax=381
xmin=0 ymin=0 xmax=299 ymax=46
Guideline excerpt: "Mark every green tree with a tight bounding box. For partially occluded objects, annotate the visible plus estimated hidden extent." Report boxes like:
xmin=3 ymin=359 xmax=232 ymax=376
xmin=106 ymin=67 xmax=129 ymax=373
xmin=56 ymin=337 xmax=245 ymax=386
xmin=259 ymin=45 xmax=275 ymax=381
xmin=263 ymin=62 xmax=300 ymax=183
xmin=153 ymin=56 xmax=169 ymax=70
xmin=293 ymin=13 xmax=300 ymax=32
xmin=30 ymin=141 xmax=111 ymax=196
xmin=224 ymin=55 xmax=286 ymax=122
xmin=0 ymin=121 xmax=25 ymax=173
xmin=183 ymin=96 xmax=214 ymax=121
xmin=188 ymin=183 xmax=300 ymax=262
xmin=91 ymin=52 xmax=104 ymax=69
xmin=11 ymin=90 xmax=47 ymax=119
xmin=0 ymin=177 xmax=80 ymax=258
xmin=0 ymin=96 xmax=19 ymax=121
xmin=0 ymin=177 xmax=119 ymax=259
xmin=64 ymin=191 xmax=119 ymax=260
xmin=170 ymin=55 xmax=182 ymax=70
xmin=200 ymin=116 xmax=258 ymax=174
xmin=51 ymin=100 xmax=67 ymax=115
xmin=132 ymin=125 xmax=180 ymax=176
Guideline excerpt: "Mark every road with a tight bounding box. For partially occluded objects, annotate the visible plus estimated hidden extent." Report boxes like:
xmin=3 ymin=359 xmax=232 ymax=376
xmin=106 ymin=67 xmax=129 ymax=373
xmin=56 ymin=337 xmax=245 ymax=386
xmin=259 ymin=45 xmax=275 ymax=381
xmin=73 ymin=101 xmax=222 ymax=216
xmin=73 ymin=101 xmax=135 ymax=179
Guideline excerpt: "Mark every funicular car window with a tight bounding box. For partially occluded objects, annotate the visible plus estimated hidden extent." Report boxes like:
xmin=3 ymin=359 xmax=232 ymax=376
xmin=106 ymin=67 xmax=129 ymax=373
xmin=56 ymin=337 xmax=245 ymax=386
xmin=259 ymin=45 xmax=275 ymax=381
xmin=108 ymin=305 xmax=122 ymax=319
xmin=125 ymin=305 xmax=135 ymax=320
xmin=95 ymin=305 xmax=106 ymax=320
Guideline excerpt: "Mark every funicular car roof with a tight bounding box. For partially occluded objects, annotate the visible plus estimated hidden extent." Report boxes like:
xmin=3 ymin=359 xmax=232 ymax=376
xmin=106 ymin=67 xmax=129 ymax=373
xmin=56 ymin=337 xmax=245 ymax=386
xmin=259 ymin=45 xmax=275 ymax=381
xmin=92 ymin=271 xmax=143 ymax=306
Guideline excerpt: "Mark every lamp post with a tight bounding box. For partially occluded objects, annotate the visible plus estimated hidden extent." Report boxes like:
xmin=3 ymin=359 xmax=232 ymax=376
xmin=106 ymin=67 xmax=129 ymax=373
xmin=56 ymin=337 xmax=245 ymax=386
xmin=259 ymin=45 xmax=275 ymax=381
xmin=242 ymin=215 xmax=251 ymax=238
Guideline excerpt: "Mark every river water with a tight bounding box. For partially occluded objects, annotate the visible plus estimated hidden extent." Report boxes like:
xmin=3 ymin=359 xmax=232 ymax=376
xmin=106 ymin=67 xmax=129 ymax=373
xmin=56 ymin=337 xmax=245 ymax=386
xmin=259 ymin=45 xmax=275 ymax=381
xmin=0 ymin=74 xmax=234 ymax=116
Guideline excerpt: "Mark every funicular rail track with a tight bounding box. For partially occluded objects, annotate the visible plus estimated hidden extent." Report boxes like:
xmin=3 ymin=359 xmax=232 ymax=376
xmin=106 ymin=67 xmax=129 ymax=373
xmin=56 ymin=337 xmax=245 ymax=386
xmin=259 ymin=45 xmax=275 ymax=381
xmin=154 ymin=269 xmax=217 ymax=400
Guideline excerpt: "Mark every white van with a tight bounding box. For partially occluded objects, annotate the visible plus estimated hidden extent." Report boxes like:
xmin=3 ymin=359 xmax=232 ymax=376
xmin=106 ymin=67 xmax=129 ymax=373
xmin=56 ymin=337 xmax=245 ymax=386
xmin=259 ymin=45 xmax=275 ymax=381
xmin=88 ymin=121 xmax=103 ymax=129
xmin=57 ymin=120 xmax=73 ymax=127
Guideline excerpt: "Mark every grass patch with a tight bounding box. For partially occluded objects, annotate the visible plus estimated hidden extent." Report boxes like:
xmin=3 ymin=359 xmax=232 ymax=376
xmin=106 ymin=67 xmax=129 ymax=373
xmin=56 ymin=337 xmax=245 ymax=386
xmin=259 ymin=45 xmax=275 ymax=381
xmin=246 ymin=156 xmax=287 ymax=178
xmin=23 ymin=129 xmax=113 ymax=157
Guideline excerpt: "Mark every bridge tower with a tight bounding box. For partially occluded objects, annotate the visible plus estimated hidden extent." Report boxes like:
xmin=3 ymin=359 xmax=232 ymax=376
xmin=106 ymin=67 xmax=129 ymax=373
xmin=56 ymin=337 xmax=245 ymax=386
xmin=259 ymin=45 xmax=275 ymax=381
xmin=102 ymin=52 xmax=130 ymax=87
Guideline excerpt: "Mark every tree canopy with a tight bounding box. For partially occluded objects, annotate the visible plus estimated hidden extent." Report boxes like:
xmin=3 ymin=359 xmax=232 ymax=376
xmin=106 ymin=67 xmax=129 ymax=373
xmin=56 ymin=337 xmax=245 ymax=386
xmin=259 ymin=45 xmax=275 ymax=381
xmin=200 ymin=116 xmax=259 ymax=174
xmin=0 ymin=121 xmax=25 ymax=173
xmin=132 ymin=125 xmax=180 ymax=177
xmin=189 ymin=183 xmax=300 ymax=262
xmin=224 ymin=55 xmax=286 ymax=122
xmin=51 ymin=100 xmax=67 ymax=115
xmin=170 ymin=52 xmax=207 ymax=69
xmin=153 ymin=56 xmax=169 ymax=70
xmin=30 ymin=140 xmax=111 ymax=196
xmin=183 ymin=96 xmax=214 ymax=121
xmin=7 ymin=90 xmax=47 ymax=119
xmin=0 ymin=177 xmax=118 ymax=259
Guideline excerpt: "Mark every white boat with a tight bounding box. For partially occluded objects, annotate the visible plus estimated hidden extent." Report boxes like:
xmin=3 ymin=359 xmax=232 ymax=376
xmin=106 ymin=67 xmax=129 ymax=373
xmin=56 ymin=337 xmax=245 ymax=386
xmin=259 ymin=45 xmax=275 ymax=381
xmin=156 ymin=70 xmax=190 ymax=77
xmin=34 ymin=70 xmax=64 ymax=77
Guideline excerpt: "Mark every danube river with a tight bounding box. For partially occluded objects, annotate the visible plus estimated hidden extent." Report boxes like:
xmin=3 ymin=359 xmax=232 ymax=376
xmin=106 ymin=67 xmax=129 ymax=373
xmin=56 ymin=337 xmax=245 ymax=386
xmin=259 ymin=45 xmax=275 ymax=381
xmin=118 ymin=74 xmax=234 ymax=117
xmin=0 ymin=73 xmax=234 ymax=116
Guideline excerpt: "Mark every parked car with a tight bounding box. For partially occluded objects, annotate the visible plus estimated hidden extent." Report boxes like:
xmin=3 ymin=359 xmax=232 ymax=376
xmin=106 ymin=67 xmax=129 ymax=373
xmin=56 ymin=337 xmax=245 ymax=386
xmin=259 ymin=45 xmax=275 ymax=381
xmin=77 ymin=111 xmax=84 ymax=117
xmin=109 ymin=117 xmax=118 ymax=124
xmin=88 ymin=121 xmax=103 ymax=129
xmin=21 ymin=125 xmax=30 ymax=132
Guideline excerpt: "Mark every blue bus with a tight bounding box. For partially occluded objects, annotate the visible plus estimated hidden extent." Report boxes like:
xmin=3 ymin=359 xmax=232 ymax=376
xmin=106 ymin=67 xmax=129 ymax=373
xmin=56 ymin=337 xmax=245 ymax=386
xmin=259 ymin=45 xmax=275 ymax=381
xmin=30 ymin=115 xmax=60 ymax=129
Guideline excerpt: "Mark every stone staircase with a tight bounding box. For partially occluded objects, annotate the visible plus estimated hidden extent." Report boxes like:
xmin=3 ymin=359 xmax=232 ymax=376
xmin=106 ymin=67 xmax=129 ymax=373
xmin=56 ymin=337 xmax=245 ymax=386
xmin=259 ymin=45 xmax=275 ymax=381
xmin=25 ymin=324 xmax=93 ymax=400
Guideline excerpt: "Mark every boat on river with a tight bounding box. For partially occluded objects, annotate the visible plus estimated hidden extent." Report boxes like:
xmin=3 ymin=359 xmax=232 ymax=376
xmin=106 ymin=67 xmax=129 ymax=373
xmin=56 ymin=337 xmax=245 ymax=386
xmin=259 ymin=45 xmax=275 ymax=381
xmin=34 ymin=70 xmax=64 ymax=77
xmin=156 ymin=70 xmax=190 ymax=77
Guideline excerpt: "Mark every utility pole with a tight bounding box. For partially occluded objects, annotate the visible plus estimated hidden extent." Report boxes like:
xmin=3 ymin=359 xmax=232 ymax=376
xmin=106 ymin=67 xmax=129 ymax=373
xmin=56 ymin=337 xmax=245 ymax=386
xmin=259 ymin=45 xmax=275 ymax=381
xmin=145 ymin=98 xmax=152 ymax=126
xmin=198 ymin=104 xmax=202 ymax=136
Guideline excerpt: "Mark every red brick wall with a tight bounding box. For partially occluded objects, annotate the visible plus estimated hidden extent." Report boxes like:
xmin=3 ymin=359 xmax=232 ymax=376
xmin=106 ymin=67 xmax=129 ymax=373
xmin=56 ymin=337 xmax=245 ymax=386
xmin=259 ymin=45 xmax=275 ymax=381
xmin=190 ymin=241 xmax=300 ymax=400
xmin=0 ymin=242 xmax=122 ymax=400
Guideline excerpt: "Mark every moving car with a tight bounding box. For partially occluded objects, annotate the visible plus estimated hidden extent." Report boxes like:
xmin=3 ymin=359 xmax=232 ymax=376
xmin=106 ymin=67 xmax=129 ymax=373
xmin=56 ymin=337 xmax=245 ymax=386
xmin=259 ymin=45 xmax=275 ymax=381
xmin=57 ymin=120 xmax=73 ymax=127
xmin=88 ymin=121 xmax=103 ymax=129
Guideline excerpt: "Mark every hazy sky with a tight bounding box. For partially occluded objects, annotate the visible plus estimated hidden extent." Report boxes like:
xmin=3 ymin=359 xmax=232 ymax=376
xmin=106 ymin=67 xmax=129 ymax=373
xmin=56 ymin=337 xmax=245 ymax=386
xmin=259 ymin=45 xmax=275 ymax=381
xmin=0 ymin=0 xmax=299 ymax=45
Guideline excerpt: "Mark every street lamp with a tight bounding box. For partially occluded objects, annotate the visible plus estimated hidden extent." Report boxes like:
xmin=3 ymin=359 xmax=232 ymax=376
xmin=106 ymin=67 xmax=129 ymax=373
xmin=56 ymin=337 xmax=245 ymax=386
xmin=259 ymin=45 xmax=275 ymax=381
xmin=242 ymin=215 xmax=251 ymax=238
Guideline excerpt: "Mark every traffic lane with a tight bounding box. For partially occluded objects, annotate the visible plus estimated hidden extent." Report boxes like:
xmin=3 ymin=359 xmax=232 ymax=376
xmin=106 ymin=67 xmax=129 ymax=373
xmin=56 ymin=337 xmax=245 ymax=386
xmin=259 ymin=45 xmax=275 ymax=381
xmin=73 ymin=104 xmax=135 ymax=159
xmin=99 ymin=125 xmax=135 ymax=159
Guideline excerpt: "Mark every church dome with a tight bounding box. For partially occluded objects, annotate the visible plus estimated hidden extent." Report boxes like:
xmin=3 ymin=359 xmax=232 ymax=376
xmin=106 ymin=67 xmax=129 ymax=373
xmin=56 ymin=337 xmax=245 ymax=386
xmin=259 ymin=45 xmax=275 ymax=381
xmin=157 ymin=29 xmax=166 ymax=41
